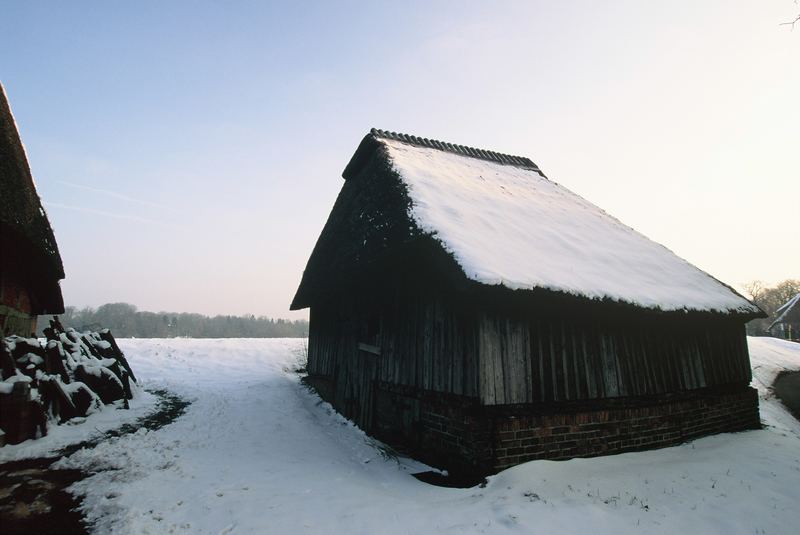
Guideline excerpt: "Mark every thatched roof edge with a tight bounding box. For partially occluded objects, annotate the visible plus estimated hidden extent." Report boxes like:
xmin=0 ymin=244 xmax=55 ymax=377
xmin=296 ymin=129 xmax=764 ymax=321
xmin=342 ymin=128 xmax=545 ymax=181
xmin=0 ymin=82 xmax=65 ymax=313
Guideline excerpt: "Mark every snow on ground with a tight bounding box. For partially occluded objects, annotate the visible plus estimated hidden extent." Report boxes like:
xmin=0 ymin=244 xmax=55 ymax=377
xmin=750 ymin=337 xmax=800 ymax=394
xmin=0 ymin=381 xmax=157 ymax=463
xmin=35 ymin=337 xmax=800 ymax=534
xmin=748 ymin=336 xmax=800 ymax=434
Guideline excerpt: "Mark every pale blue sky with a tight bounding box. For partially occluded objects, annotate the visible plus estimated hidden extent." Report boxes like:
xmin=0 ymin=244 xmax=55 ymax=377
xmin=2 ymin=1 xmax=798 ymax=318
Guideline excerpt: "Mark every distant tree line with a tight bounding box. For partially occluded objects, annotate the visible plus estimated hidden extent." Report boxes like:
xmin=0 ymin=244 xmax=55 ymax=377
xmin=743 ymin=279 xmax=799 ymax=336
xmin=38 ymin=302 xmax=308 ymax=338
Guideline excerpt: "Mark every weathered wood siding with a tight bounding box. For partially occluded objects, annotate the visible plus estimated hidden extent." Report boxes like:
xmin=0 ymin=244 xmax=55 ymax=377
xmin=307 ymin=294 xmax=479 ymax=429
xmin=310 ymin=298 xmax=753 ymax=419
xmin=478 ymin=312 xmax=752 ymax=405
xmin=378 ymin=295 xmax=479 ymax=397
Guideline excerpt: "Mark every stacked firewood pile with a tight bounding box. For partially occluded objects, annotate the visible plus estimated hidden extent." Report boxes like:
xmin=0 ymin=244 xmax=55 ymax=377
xmin=0 ymin=319 xmax=137 ymax=446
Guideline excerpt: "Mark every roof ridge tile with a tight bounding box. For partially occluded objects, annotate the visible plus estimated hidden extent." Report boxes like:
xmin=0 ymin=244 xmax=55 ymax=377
xmin=371 ymin=128 xmax=541 ymax=171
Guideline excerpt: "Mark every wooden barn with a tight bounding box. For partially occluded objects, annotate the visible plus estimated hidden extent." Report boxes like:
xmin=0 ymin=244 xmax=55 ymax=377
xmin=291 ymin=129 xmax=765 ymax=475
xmin=0 ymin=83 xmax=65 ymax=336
xmin=768 ymin=293 xmax=799 ymax=341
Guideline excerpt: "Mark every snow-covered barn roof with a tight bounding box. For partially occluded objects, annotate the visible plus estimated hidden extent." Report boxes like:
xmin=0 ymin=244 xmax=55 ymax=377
xmin=769 ymin=293 xmax=800 ymax=330
xmin=293 ymin=129 xmax=761 ymax=316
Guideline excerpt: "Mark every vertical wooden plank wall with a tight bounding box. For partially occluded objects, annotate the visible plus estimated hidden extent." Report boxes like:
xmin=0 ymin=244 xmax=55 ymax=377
xmin=307 ymin=294 xmax=480 ymax=430
xmin=478 ymin=312 xmax=752 ymax=405
xmin=308 ymin=303 xmax=367 ymax=425
xmin=376 ymin=294 xmax=478 ymax=398
xmin=310 ymin=297 xmax=753 ymax=417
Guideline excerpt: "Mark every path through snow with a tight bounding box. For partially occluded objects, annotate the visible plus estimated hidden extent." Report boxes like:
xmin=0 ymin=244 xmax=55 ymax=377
xmin=45 ymin=338 xmax=800 ymax=534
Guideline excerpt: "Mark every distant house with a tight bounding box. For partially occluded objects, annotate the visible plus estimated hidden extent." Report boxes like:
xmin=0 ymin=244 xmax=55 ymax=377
xmin=0 ymin=83 xmax=65 ymax=336
xmin=292 ymin=129 xmax=765 ymax=475
xmin=768 ymin=293 xmax=799 ymax=341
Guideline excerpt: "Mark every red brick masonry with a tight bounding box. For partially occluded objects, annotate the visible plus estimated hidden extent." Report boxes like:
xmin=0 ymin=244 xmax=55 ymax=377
xmin=415 ymin=385 xmax=760 ymax=474
xmin=305 ymin=376 xmax=760 ymax=477
xmin=493 ymin=387 xmax=759 ymax=470
xmin=384 ymin=387 xmax=760 ymax=473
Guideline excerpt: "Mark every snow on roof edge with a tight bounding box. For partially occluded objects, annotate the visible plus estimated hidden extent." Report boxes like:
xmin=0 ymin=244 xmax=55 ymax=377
xmin=769 ymin=293 xmax=800 ymax=328
xmin=378 ymin=135 xmax=761 ymax=317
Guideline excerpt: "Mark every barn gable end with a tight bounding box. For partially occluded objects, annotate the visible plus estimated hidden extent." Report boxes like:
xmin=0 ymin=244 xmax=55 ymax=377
xmin=292 ymin=145 xmax=422 ymax=311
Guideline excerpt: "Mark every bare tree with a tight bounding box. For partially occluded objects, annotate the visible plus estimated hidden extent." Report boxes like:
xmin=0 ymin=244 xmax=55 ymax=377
xmin=781 ymin=0 xmax=800 ymax=29
xmin=743 ymin=279 xmax=800 ymax=335
xmin=742 ymin=280 xmax=768 ymax=304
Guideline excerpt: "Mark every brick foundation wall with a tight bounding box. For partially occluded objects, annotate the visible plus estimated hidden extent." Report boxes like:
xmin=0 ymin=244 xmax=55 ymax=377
xmin=416 ymin=397 xmax=494 ymax=474
xmin=491 ymin=386 xmax=760 ymax=471
xmin=304 ymin=376 xmax=760 ymax=477
xmin=377 ymin=383 xmax=760 ymax=476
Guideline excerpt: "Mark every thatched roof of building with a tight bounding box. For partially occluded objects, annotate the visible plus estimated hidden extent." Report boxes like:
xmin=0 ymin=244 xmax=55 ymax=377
xmin=292 ymin=129 xmax=762 ymax=318
xmin=0 ymin=82 xmax=64 ymax=314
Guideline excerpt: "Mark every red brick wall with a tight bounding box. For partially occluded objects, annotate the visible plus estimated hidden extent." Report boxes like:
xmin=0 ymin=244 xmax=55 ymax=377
xmin=491 ymin=387 xmax=759 ymax=471
xmin=418 ymin=402 xmax=493 ymax=474
xmin=376 ymin=383 xmax=759 ymax=476
xmin=308 ymin=377 xmax=760 ymax=477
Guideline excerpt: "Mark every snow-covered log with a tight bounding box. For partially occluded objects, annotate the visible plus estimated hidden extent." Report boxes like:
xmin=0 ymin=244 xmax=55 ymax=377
xmin=0 ymin=324 xmax=137 ymax=446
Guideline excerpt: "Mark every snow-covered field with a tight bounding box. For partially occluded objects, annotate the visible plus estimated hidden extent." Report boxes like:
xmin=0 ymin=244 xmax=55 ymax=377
xmin=3 ymin=337 xmax=799 ymax=534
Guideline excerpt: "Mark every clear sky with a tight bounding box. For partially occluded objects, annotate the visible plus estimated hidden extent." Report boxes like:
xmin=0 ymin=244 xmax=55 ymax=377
xmin=2 ymin=1 xmax=798 ymax=319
